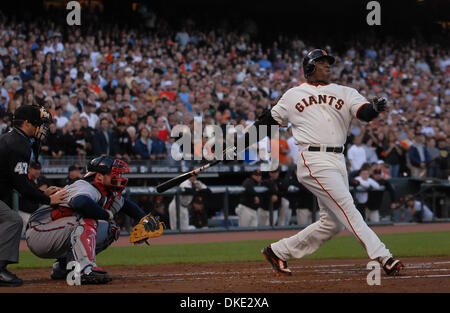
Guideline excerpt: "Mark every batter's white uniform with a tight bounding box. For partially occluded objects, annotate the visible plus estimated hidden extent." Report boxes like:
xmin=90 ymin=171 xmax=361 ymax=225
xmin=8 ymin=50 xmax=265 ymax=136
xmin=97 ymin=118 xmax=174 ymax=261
xmin=269 ymin=82 xmax=392 ymax=263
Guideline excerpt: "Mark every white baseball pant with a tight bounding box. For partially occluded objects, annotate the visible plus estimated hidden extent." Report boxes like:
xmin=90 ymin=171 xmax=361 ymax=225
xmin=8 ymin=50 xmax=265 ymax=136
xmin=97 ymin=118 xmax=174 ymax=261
xmin=271 ymin=149 xmax=392 ymax=262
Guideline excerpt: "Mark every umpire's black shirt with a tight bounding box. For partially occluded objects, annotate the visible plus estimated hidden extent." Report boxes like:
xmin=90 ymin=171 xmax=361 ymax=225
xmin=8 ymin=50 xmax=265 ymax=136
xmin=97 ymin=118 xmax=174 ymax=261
xmin=0 ymin=127 xmax=50 ymax=208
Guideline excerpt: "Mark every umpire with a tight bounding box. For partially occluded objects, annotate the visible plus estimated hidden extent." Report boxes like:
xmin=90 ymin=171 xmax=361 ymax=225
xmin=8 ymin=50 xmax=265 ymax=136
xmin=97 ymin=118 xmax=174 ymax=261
xmin=0 ymin=105 xmax=67 ymax=287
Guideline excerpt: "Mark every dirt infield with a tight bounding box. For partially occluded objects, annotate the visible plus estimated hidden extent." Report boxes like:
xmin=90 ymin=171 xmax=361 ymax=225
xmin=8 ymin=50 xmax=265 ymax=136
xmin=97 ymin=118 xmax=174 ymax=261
xmin=7 ymin=223 xmax=450 ymax=293
xmin=1 ymin=257 xmax=450 ymax=293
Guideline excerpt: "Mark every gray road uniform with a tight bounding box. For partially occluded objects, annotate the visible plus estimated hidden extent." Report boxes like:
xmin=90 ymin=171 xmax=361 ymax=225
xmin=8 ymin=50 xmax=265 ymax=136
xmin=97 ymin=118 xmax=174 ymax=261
xmin=26 ymin=179 xmax=144 ymax=277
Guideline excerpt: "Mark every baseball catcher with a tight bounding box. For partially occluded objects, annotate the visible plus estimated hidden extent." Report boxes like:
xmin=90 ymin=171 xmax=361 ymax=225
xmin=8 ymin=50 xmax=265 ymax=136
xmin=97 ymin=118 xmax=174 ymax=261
xmin=25 ymin=155 xmax=164 ymax=285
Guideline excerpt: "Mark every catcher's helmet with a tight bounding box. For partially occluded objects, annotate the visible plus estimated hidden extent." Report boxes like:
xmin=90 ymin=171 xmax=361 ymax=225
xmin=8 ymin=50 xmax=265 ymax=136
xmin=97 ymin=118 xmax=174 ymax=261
xmin=87 ymin=155 xmax=130 ymax=193
xmin=303 ymin=49 xmax=335 ymax=78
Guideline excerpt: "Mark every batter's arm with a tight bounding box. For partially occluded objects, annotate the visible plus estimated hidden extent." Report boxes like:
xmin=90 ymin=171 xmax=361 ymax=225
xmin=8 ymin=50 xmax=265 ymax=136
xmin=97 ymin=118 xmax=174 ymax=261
xmin=356 ymin=98 xmax=388 ymax=122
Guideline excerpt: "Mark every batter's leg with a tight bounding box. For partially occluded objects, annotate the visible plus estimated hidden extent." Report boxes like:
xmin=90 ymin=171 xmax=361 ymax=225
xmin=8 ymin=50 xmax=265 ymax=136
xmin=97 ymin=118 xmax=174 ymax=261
xmin=271 ymin=206 xmax=343 ymax=260
xmin=298 ymin=152 xmax=392 ymax=261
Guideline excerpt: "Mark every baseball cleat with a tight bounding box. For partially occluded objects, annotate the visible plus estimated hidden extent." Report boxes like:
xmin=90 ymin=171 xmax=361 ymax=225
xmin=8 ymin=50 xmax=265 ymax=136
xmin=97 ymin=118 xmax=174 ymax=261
xmin=261 ymin=245 xmax=292 ymax=276
xmin=0 ymin=268 xmax=23 ymax=287
xmin=381 ymin=257 xmax=404 ymax=275
xmin=80 ymin=266 xmax=112 ymax=285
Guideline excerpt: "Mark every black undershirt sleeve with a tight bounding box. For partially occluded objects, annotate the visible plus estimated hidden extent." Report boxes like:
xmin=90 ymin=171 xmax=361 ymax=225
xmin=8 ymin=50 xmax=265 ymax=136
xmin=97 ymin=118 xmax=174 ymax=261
xmin=241 ymin=109 xmax=280 ymax=152
xmin=356 ymin=103 xmax=380 ymax=122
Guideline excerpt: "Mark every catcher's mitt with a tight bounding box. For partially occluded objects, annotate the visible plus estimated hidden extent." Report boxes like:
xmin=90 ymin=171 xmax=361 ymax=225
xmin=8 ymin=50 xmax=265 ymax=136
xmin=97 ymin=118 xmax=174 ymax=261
xmin=129 ymin=214 xmax=165 ymax=245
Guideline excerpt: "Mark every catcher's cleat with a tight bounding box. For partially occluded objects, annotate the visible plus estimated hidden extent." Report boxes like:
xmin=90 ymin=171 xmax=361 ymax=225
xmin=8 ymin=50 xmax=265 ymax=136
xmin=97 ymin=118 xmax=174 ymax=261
xmin=381 ymin=257 xmax=404 ymax=275
xmin=80 ymin=266 xmax=112 ymax=285
xmin=50 ymin=261 xmax=69 ymax=280
xmin=262 ymin=245 xmax=292 ymax=276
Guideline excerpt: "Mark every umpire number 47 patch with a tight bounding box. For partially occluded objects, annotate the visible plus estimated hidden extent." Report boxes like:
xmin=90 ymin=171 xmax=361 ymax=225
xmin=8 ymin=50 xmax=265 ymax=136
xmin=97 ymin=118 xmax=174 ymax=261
xmin=14 ymin=162 xmax=28 ymax=175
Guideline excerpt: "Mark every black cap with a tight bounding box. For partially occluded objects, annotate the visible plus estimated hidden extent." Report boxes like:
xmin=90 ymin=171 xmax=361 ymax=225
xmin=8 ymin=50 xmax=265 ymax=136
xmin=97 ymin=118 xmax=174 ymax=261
xmin=193 ymin=196 xmax=204 ymax=204
xmin=68 ymin=164 xmax=80 ymax=172
xmin=13 ymin=105 xmax=41 ymax=126
xmin=252 ymin=169 xmax=262 ymax=176
xmin=30 ymin=161 xmax=42 ymax=170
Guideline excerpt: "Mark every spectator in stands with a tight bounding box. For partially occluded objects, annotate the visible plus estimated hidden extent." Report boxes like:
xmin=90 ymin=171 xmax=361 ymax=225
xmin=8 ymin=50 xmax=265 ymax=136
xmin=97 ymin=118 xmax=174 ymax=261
xmin=92 ymin=118 xmax=119 ymax=157
xmin=408 ymin=134 xmax=430 ymax=178
xmin=41 ymin=122 xmax=63 ymax=161
xmin=383 ymin=131 xmax=404 ymax=178
xmin=149 ymin=126 xmax=167 ymax=160
xmin=72 ymin=119 xmax=88 ymax=158
xmin=347 ymin=135 xmax=367 ymax=173
xmin=60 ymin=122 xmax=78 ymax=158
xmin=79 ymin=116 xmax=94 ymax=155
xmin=361 ymin=137 xmax=379 ymax=165
xmin=115 ymin=121 xmax=135 ymax=160
xmin=134 ymin=127 xmax=152 ymax=159
xmin=235 ymin=170 xmax=263 ymax=227
xmin=437 ymin=138 xmax=450 ymax=179
xmin=53 ymin=105 xmax=68 ymax=129
xmin=156 ymin=116 xmax=170 ymax=142
xmin=426 ymin=137 xmax=441 ymax=178
xmin=371 ymin=130 xmax=387 ymax=160
xmin=80 ymin=101 xmax=99 ymax=129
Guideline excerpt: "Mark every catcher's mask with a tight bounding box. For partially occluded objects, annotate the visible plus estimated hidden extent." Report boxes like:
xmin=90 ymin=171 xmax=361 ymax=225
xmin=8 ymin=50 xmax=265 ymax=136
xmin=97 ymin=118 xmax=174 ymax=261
xmin=13 ymin=105 xmax=52 ymax=141
xmin=303 ymin=49 xmax=335 ymax=78
xmin=86 ymin=156 xmax=130 ymax=194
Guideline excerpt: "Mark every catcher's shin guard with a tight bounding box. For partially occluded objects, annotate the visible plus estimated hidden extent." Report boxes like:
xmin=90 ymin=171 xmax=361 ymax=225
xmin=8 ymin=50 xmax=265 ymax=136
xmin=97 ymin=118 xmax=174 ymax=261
xmin=71 ymin=218 xmax=98 ymax=272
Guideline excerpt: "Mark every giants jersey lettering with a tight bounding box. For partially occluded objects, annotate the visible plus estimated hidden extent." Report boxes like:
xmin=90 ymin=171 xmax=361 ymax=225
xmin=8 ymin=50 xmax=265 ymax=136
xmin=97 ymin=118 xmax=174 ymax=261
xmin=271 ymin=83 xmax=368 ymax=146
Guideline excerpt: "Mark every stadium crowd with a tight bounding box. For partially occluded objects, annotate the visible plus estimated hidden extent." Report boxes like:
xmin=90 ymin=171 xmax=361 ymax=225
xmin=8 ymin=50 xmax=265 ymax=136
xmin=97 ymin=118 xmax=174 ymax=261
xmin=0 ymin=10 xmax=449 ymax=229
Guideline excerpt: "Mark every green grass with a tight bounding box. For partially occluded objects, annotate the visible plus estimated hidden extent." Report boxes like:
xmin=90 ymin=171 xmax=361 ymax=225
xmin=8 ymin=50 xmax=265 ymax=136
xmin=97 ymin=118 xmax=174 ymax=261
xmin=11 ymin=231 xmax=450 ymax=269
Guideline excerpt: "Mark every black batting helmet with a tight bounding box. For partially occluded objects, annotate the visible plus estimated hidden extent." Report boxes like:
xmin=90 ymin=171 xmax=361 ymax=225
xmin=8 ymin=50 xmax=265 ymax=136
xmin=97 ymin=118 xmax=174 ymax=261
xmin=303 ymin=49 xmax=335 ymax=78
xmin=86 ymin=155 xmax=130 ymax=193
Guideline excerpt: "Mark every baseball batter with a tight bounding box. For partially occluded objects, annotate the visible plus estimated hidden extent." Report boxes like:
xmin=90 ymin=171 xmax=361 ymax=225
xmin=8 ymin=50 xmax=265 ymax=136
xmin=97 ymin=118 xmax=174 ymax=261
xmin=25 ymin=156 xmax=160 ymax=285
xmin=258 ymin=49 xmax=403 ymax=276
